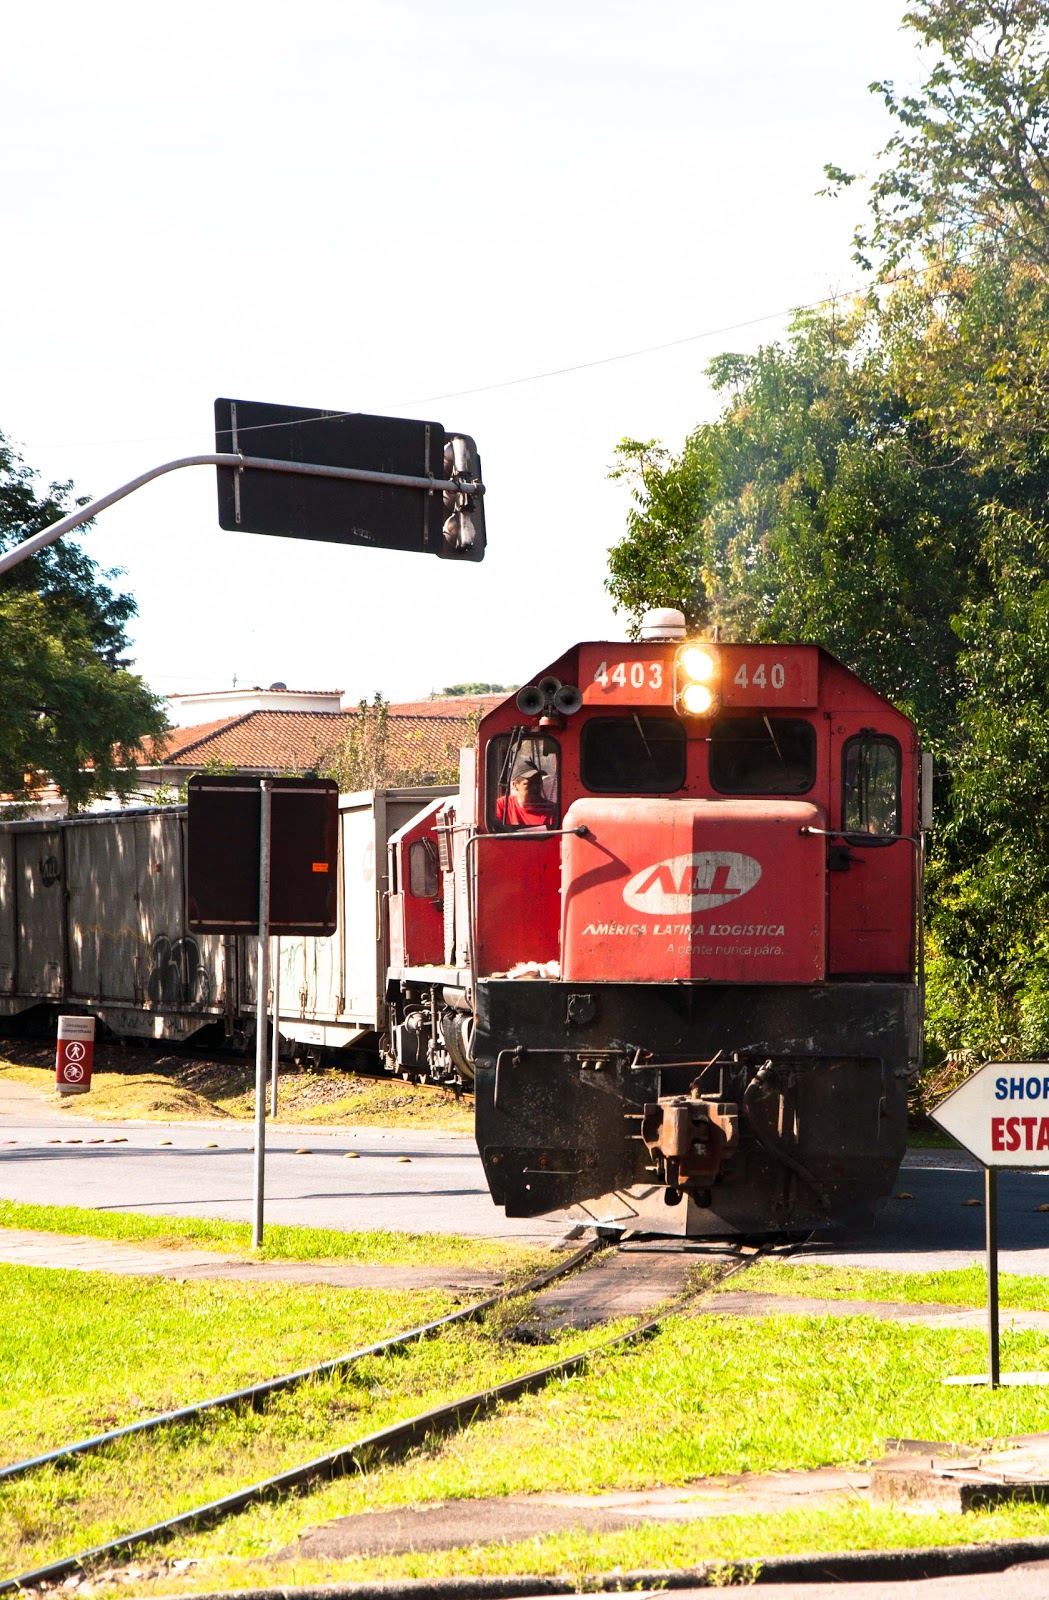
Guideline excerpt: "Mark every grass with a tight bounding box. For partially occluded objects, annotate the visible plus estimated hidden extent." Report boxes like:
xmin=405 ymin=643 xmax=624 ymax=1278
xmin=0 ymin=1056 xmax=474 ymax=1131
xmin=0 ymin=1280 xmax=612 ymax=1584
xmin=31 ymin=1306 xmax=1049 ymax=1595
xmin=905 ymin=1123 xmax=957 ymax=1150
xmin=0 ymin=1263 xmax=460 ymax=1465
xmin=731 ymin=1259 xmax=1049 ymax=1311
xmin=0 ymin=1198 xmax=548 ymax=1274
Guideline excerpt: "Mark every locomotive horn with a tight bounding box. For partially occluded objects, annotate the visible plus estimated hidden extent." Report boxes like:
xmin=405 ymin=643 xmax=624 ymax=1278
xmin=537 ymin=676 xmax=562 ymax=700
xmin=515 ymin=684 xmax=546 ymax=715
xmin=553 ymin=684 xmax=583 ymax=715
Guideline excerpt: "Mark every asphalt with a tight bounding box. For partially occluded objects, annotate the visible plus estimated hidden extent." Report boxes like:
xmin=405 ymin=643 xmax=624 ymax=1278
xmin=0 ymin=1076 xmax=566 ymax=1247
xmin=783 ymin=1145 xmax=1049 ymax=1275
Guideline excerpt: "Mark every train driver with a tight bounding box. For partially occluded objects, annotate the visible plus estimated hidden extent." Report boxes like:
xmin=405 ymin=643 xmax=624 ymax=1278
xmin=496 ymin=761 xmax=556 ymax=829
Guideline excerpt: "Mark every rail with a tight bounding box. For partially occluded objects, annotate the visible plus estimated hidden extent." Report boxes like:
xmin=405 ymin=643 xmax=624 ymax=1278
xmin=0 ymin=1240 xmax=776 ymax=1595
xmin=0 ymin=1238 xmax=602 ymax=1489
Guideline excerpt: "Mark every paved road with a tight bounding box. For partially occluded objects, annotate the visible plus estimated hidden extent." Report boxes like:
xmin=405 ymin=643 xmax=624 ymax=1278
xmin=0 ymin=1078 xmax=566 ymax=1245
xmin=791 ymin=1146 xmax=1049 ymax=1275
xmin=656 ymin=1560 xmax=1049 ymax=1598
xmin=6 ymin=1078 xmax=1049 ymax=1263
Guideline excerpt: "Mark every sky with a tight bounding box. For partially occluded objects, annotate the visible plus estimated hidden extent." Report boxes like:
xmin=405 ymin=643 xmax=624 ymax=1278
xmin=1 ymin=1 xmax=926 ymax=708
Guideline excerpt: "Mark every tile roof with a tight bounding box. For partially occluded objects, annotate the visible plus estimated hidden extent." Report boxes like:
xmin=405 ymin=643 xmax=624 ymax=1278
xmin=384 ymin=694 xmax=505 ymax=718
xmin=136 ymin=707 xmax=475 ymax=781
xmin=138 ymin=717 xmax=248 ymax=762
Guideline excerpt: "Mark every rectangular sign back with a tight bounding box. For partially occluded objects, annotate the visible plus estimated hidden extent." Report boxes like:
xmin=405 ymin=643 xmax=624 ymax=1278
xmin=187 ymin=775 xmax=339 ymax=935
xmin=215 ymin=398 xmax=447 ymax=554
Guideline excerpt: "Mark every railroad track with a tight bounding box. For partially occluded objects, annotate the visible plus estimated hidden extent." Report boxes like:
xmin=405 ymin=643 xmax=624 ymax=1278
xmin=0 ymin=1237 xmax=603 ymax=1491
xmin=1 ymin=1236 xmax=775 ymax=1595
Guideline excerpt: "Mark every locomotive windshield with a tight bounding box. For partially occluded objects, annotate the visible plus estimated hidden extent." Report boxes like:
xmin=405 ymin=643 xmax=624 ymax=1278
xmin=486 ymin=731 xmax=560 ymax=830
xmin=709 ymin=716 xmax=816 ymax=795
xmin=581 ymin=715 xmax=686 ymax=793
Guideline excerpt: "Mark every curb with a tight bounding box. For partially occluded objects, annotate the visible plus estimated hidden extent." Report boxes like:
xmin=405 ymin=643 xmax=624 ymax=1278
xmin=150 ymin=1535 xmax=1049 ymax=1598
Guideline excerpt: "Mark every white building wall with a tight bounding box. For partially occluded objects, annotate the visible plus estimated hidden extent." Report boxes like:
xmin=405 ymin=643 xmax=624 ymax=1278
xmin=167 ymin=686 xmax=343 ymax=725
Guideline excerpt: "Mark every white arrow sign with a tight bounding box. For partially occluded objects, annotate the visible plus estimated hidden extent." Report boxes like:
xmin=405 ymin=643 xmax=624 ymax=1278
xmin=932 ymin=1061 xmax=1049 ymax=1166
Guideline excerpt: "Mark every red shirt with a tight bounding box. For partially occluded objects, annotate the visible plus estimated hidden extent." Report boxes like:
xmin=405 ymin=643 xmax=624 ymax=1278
xmin=495 ymin=793 xmax=556 ymax=828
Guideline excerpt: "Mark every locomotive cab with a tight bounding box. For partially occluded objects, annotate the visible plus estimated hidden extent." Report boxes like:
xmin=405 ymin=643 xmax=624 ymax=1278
xmin=387 ymin=610 xmax=922 ymax=1237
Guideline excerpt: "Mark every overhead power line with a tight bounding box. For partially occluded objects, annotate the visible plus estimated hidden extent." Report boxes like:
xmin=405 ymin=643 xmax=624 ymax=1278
xmin=32 ymin=281 xmax=878 ymax=453
xmin=393 ymin=285 xmax=872 ymax=408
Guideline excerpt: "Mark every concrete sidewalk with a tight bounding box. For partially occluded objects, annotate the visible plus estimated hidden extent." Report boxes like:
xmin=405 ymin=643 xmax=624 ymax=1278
xmin=0 ymin=1224 xmax=504 ymax=1290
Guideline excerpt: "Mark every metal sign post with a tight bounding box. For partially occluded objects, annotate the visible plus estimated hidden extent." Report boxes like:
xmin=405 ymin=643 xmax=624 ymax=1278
xmin=0 ymin=397 xmax=486 ymax=580
xmin=933 ymin=1060 xmax=1049 ymax=1387
xmin=270 ymin=936 xmax=280 ymax=1120
xmin=986 ymin=1165 xmax=1000 ymax=1388
xmin=252 ymin=780 xmax=272 ymax=1249
xmin=187 ymin=774 xmax=337 ymax=1251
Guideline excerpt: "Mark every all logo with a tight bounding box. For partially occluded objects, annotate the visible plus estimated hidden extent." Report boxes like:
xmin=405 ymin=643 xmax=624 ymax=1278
xmin=623 ymin=852 xmax=762 ymax=914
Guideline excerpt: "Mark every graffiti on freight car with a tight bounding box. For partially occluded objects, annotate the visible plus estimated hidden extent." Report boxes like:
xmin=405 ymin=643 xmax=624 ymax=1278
xmin=147 ymin=935 xmax=210 ymax=1006
xmin=39 ymin=855 xmax=60 ymax=887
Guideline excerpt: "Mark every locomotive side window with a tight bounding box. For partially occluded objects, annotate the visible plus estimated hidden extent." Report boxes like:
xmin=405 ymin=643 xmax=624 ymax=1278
xmin=709 ymin=716 xmax=816 ymax=795
xmin=581 ymin=715 xmax=686 ymax=794
xmin=842 ymin=733 xmax=901 ymax=842
xmin=408 ymin=838 xmax=440 ymax=898
xmin=486 ymin=732 xmax=561 ymax=831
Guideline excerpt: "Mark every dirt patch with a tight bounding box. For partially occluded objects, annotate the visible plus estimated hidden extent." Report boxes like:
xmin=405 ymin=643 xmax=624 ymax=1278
xmin=0 ymin=1037 xmax=473 ymax=1130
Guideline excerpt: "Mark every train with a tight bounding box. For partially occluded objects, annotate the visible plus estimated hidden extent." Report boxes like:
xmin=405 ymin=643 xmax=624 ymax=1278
xmin=0 ymin=608 xmax=927 ymax=1236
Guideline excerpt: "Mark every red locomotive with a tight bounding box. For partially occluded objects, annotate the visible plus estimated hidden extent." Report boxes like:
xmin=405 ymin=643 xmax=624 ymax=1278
xmin=386 ymin=608 xmax=924 ymax=1236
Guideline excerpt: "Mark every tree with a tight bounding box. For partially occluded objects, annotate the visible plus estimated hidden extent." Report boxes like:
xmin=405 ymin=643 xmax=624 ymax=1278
xmin=606 ymin=435 xmax=715 ymax=632
xmin=607 ymin=306 xmax=985 ymax=741
xmin=438 ymin=682 xmax=516 ymax=697
xmin=320 ymin=694 xmax=477 ymax=791
xmin=0 ymin=433 xmax=166 ymax=808
xmin=826 ymin=0 xmax=1049 ymax=274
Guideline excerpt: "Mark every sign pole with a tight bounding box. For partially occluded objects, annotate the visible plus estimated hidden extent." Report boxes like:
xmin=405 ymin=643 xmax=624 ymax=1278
xmin=270 ymin=935 xmax=280 ymax=1120
xmin=987 ymin=1164 xmax=1000 ymax=1389
xmin=252 ymin=780 xmax=272 ymax=1249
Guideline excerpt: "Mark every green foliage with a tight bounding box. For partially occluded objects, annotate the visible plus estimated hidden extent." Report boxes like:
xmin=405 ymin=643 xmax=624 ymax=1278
xmin=827 ymin=0 xmax=1049 ymax=274
xmin=608 ymin=307 xmax=982 ymax=742
xmin=0 ymin=433 xmax=166 ymax=808
xmin=606 ymin=436 xmax=715 ymax=631
xmin=883 ymin=257 xmax=1049 ymax=470
xmin=437 ymin=682 xmax=515 ymax=696
xmin=320 ymin=693 xmax=468 ymax=791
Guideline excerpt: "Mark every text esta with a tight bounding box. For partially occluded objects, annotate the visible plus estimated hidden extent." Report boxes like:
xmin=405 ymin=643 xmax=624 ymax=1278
xmin=991 ymin=1116 xmax=1049 ymax=1152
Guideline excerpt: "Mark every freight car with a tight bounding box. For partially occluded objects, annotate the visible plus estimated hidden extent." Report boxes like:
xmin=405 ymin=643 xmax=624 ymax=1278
xmin=0 ymin=789 xmax=450 ymax=1056
xmin=0 ymin=609 xmax=926 ymax=1237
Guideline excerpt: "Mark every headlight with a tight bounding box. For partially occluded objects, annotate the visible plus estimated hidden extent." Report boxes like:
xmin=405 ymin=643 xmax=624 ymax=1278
xmin=674 ymin=641 xmax=721 ymax=719
xmin=680 ymin=682 xmax=715 ymax=715
xmin=678 ymin=645 xmax=717 ymax=683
